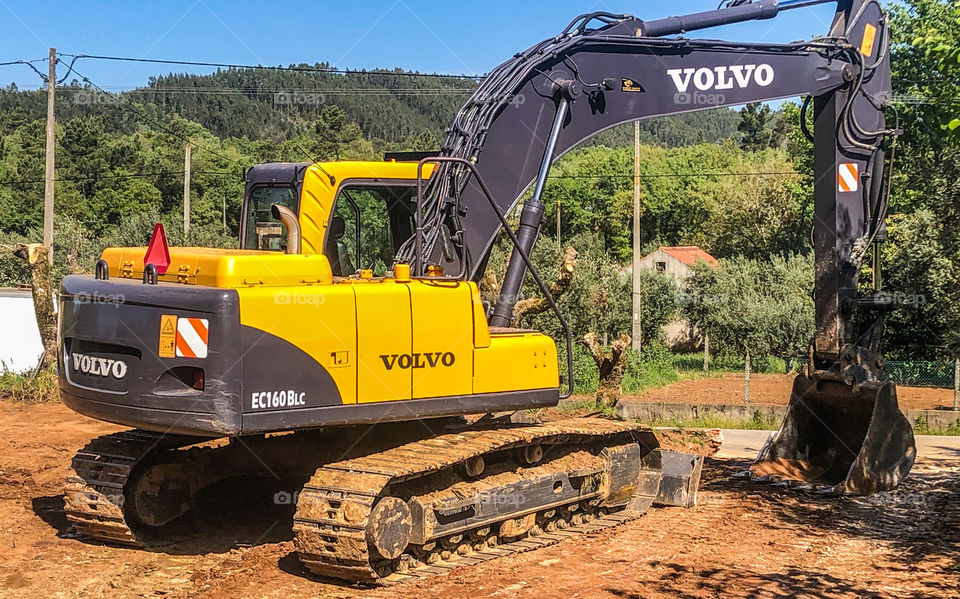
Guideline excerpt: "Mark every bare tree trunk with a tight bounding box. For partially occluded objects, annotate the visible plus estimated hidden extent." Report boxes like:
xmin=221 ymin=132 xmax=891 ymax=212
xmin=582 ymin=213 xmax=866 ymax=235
xmin=511 ymin=246 xmax=578 ymax=326
xmin=14 ymin=244 xmax=57 ymax=370
xmin=582 ymin=332 xmax=631 ymax=408
xmin=479 ymin=269 xmax=502 ymax=313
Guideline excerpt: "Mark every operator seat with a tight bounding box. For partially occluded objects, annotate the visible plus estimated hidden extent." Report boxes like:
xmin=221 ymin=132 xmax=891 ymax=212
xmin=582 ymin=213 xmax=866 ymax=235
xmin=324 ymin=216 xmax=355 ymax=276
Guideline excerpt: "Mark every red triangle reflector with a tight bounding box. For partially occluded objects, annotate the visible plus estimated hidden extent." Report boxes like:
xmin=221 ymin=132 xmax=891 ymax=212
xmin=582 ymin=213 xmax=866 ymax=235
xmin=144 ymin=223 xmax=171 ymax=275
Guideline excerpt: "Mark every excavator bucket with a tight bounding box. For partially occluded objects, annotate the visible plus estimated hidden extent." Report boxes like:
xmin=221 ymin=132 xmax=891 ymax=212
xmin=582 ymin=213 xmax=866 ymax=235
xmin=751 ymin=374 xmax=916 ymax=495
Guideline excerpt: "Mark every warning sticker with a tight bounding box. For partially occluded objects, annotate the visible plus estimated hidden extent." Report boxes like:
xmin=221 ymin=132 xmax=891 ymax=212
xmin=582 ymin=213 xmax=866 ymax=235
xmin=838 ymin=163 xmax=860 ymax=193
xmin=176 ymin=318 xmax=209 ymax=359
xmin=621 ymin=78 xmax=644 ymax=93
xmin=861 ymin=23 xmax=877 ymax=58
xmin=159 ymin=315 xmax=178 ymax=358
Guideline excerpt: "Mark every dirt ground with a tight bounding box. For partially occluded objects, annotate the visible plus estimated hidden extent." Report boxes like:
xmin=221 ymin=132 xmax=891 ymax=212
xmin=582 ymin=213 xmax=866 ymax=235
xmin=625 ymin=373 xmax=957 ymax=411
xmin=1 ymin=399 xmax=958 ymax=599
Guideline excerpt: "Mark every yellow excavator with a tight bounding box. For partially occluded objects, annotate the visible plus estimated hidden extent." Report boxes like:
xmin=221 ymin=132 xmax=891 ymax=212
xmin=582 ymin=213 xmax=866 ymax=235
xmin=59 ymin=0 xmax=915 ymax=584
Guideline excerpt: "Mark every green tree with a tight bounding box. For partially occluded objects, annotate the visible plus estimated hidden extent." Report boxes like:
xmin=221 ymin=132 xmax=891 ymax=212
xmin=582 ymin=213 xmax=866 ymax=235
xmin=404 ymin=129 xmax=439 ymax=151
xmin=314 ymin=105 xmax=376 ymax=161
xmin=682 ymin=255 xmax=814 ymax=362
xmin=514 ymin=231 xmax=678 ymax=346
xmin=737 ymin=103 xmax=772 ymax=152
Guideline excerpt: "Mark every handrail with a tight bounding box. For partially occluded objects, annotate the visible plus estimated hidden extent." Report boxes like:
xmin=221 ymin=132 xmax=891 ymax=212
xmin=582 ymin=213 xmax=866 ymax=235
xmin=414 ymin=159 xmax=468 ymax=281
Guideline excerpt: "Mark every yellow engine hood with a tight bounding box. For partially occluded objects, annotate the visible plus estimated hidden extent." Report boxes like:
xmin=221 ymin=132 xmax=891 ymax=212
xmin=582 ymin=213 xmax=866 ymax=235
xmin=100 ymin=247 xmax=333 ymax=288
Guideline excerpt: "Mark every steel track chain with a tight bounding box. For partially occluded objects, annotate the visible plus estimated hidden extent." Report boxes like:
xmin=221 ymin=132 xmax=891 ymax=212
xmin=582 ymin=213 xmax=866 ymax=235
xmin=293 ymin=418 xmax=657 ymax=584
xmin=64 ymin=430 xmax=198 ymax=546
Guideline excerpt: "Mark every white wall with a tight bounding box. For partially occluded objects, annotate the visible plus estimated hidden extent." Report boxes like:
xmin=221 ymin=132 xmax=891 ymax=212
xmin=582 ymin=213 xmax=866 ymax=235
xmin=0 ymin=290 xmax=44 ymax=373
xmin=636 ymin=249 xmax=692 ymax=280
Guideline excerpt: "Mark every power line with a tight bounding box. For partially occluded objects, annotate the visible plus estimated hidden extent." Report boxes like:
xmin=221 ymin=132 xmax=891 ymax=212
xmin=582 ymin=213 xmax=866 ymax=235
xmin=65 ymin=62 xmax=242 ymax=165
xmin=548 ymin=170 xmax=802 ymax=179
xmin=62 ymin=87 xmax=473 ymax=97
xmin=0 ymin=170 xmax=236 ymax=186
xmin=0 ymin=58 xmax=51 ymax=82
xmin=58 ymin=53 xmax=484 ymax=80
xmin=0 ymin=58 xmax=47 ymax=66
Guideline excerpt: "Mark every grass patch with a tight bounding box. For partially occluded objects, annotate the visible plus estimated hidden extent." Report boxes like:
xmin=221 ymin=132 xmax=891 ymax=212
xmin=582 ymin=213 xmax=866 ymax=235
xmin=913 ymin=413 xmax=960 ymax=436
xmin=643 ymin=412 xmax=960 ymax=435
xmin=648 ymin=410 xmax=781 ymax=431
xmin=0 ymin=368 xmax=58 ymax=402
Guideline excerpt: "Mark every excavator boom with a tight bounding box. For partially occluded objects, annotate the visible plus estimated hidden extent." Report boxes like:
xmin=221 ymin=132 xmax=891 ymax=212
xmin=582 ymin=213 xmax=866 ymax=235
xmin=399 ymin=0 xmax=914 ymax=494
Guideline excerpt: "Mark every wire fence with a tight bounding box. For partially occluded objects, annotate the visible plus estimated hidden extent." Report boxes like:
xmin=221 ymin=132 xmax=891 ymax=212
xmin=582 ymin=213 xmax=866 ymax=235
xmin=886 ymin=360 xmax=959 ymax=391
xmin=672 ymin=352 xmax=960 ymax=409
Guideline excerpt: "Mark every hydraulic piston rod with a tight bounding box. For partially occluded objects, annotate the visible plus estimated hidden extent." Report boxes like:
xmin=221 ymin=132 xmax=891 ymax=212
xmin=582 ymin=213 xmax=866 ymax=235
xmin=638 ymin=0 xmax=834 ymax=37
xmin=490 ymin=81 xmax=579 ymax=327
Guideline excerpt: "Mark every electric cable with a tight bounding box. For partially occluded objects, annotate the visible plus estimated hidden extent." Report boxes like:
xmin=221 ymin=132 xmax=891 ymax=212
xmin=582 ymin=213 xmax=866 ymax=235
xmin=58 ymin=53 xmax=483 ymax=80
xmin=67 ymin=64 xmax=242 ymax=165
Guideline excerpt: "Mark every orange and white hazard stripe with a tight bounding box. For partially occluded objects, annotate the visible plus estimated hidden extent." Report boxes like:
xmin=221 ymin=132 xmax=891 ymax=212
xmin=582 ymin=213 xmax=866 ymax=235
xmin=838 ymin=163 xmax=859 ymax=193
xmin=176 ymin=318 xmax=209 ymax=359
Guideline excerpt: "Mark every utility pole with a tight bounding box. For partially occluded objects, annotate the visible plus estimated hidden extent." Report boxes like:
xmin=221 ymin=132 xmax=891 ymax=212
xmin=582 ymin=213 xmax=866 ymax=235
xmin=43 ymin=48 xmax=56 ymax=265
xmin=631 ymin=121 xmax=642 ymax=351
xmin=183 ymin=143 xmax=191 ymax=238
xmin=954 ymin=358 xmax=959 ymax=411
xmin=556 ymin=200 xmax=561 ymax=251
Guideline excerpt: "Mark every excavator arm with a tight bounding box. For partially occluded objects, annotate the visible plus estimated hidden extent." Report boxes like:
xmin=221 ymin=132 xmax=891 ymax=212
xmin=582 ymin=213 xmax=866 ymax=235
xmin=402 ymin=0 xmax=914 ymax=494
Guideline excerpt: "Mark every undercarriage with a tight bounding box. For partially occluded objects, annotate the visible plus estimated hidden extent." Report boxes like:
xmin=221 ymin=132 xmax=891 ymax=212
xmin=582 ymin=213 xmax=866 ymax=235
xmin=64 ymin=417 xmax=701 ymax=584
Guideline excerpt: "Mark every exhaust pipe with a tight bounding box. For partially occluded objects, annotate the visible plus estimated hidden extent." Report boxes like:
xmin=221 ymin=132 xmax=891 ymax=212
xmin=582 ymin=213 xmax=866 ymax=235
xmin=271 ymin=204 xmax=301 ymax=255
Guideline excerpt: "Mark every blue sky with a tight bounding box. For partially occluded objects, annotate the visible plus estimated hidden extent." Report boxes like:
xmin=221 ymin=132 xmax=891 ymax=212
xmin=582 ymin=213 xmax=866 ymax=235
xmin=0 ymin=0 xmax=839 ymax=89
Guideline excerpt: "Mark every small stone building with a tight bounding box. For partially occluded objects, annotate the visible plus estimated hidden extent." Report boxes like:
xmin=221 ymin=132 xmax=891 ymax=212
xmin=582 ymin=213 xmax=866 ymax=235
xmin=636 ymin=246 xmax=718 ymax=281
xmin=631 ymin=246 xmax=718 ymax=349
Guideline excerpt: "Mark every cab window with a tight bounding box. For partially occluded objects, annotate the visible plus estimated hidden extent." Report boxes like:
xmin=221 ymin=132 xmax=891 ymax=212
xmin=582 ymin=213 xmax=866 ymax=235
xmin=326 ymin=185 xmax=416 ymax=277
xmin=243 ymin=185 xmax=298 ymax=251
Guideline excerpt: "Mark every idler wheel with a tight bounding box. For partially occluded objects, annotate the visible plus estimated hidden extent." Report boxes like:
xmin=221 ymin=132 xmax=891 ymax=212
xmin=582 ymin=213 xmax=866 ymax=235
xmin=366 ymin=497 xmax=412 ymax=559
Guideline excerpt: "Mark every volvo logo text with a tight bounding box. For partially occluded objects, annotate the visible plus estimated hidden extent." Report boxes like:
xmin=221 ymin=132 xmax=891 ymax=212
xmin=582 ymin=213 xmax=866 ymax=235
xmin=380 ymin=352 xmax=456 ymax=370
xmin=71 ymin=353 xmax=128 ymax=379
xmin=667 ymin=64 xmax=774 ymax=94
